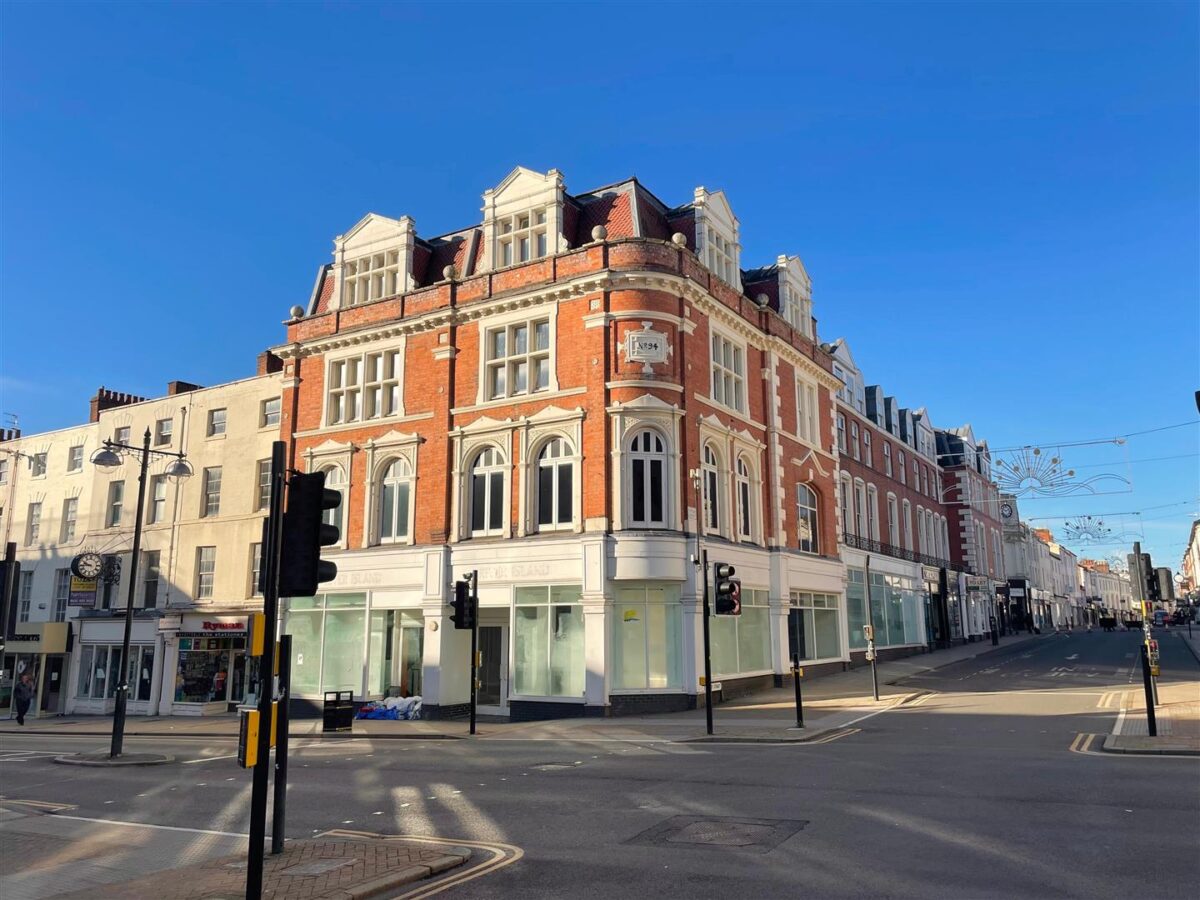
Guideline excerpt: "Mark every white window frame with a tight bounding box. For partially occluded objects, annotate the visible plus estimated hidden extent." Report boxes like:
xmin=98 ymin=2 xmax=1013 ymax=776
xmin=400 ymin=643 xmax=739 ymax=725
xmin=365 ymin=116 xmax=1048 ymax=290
xmin=67 ymin=445 xmax=84 ymax=472
xmin=325 ymin=341 xmax=405 ymax=426
xmin=917 ymin=505 xmax=927 ymax=554
xmin=709 ymin=328 xmax=746 ymax=414
xmin=883 ymin=442 xmax=892 ymax=477
xmin=853 ymin=479 xmax=868 ymax=539
xmin=206 ymin=408 xmax=226 ymax=437
xmin=866 ymin=484 xmax=879 ymax=541
xmin=142 ymin=550 xmax=160 ymax=607
xmin=26 ymin=502 xmax=42 ymax=544
xmin=850 ymin=422 xmax=860 ymax=460
xmin=321 ymin=465 xmax=348 ymax=542
xmin=53 ymin=568 xmax=69 ymax=622
xmin=735 ymin=454 xmax=755 ymax=542
xmin=468 ymin=446 xmax=508 ymax=538
xmin=836 ymin=414 xmax=847 ymax=453
xmin=534 ymin=437 xmax=575 ymax=533
xmin=196 ymin=546 xmax=216 ymax=600
xmin=18 ymin=570 xmax=33 ymax=620
xmin=898 ymin=450 xmax=907 ymax=485
xmin=0 ymin=458 xmax=8 ymax=484
xmin=839 ymin=474 xmax=853 ymax=538
xmin=343 ymin=248 xmax=402 ymax=306
xmin=701 ymin=443 xmax=724 ymax=536
xmin=201 ymin=467 xmax=222 ymax=518
xmin=255 ymin=459 xmax=271 ymax=512
xmin=106 ymin=481 xmax=124 ymax=528
xmin=61 ymin=497 xmax=78 ymax=543
xmin=377 ymin=457 xmax=415 ymax=544
xmin=886 ymin=493 xmax=899 ymax=547
xmin=705 ymin=226 xmax=737 ymax=285
xmin=260 ymin=397 xmax=282 ymax=429
xmin=796 ymin=377 xmax=818 ymax=445
xmin=483 ymin=316 xmax=552 ymax=402
xmin=31 ymin=452 xmax=47 ymax=478
xmin=149 ymin=474 xmax=167 ymax=524
xmin=114 ymin=426 xmax=130 ymax=445
xmin=627 ymin=428 xmax=670 ymax=529
xmin=249 ymin=544 xmax=263 ymax=598
xmin=902 ymin=500 xmax=913 ymax=550
xmin=797 ymin=483 xmax=819 ymax=555
xmin=863 ymin=431 xmax=872 ymax=468
xmin=495 ymin=208 xmax=549 ymax=268
xmin=154 ymin=418 xmax=173 ymax=446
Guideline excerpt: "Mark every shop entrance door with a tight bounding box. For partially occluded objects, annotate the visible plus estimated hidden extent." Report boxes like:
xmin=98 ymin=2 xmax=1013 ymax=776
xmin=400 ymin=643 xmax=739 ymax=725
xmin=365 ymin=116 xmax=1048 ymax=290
xmin=41 ymin=656 xmax=65 ymax=714
xmin=476 ymin=625 xmax=508 ymax=715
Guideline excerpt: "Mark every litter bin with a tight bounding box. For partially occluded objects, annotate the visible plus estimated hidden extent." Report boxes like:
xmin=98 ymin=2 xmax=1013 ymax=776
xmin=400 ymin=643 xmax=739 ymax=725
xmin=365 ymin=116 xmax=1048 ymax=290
xmin=323 ymin=691 xmax=354 ymax=733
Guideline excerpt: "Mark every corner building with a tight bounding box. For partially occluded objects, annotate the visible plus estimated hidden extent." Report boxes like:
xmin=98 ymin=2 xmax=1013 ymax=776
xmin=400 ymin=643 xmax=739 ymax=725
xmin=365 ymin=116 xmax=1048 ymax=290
xmin=275 ymin=167 xmax=846 ymax=719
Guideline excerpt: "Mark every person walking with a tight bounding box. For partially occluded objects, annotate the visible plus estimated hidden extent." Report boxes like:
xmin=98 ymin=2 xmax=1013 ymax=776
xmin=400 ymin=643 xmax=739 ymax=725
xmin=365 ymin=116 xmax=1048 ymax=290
xmin=13 ymin=673 xmax=35 ymax=726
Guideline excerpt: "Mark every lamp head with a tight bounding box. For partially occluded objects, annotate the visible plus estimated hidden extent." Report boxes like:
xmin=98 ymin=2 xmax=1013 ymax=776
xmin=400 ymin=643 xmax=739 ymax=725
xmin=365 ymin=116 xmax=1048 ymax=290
xmin=90 ymin=447 xmax=122 ymax=469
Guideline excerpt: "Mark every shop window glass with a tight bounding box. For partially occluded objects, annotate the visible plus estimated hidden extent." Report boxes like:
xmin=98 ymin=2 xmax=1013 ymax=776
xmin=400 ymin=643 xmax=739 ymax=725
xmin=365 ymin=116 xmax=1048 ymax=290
xmin=611 ymin=584 xmax=681 ymax=691
xmin=513 ymin=585 xmax=583 ymax=697
xmin=77 ymin=645 xmax=94 ymax=697
xmin=709 ymin=589 xmax=770 ymax=677
xmin=322 ymin=609 xmax=365 ymax=693
xmin=788 ymin=592 xmax=841 ymax=661
xmin=368 ymin=610 xmax=389 ymax=696
xmin=287 ymin=608 xmax=324 ymax=696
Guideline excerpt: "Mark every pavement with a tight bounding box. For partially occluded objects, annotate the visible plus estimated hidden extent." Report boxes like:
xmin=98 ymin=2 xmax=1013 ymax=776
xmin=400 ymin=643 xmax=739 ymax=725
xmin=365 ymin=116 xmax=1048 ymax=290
xmin=0 ymin=631 xmax=1045 ymax=746
xmin=0 ymin=802 xmax=470 ymax=900
xmin=1103 ymin=630 xmax=1200 ymax=756
xmin=2 ymin=628 xmax=1197 ymax=900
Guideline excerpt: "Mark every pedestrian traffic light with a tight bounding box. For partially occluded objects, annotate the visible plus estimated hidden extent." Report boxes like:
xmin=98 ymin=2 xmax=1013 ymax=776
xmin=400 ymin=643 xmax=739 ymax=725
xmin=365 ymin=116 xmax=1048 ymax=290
xmin=278 ymin=471 xmax=340 ymax=598
xmin=714 ymin=562 xmax=741 ymax=615
xmin=450 ymin=579 xmax=476 ymax=630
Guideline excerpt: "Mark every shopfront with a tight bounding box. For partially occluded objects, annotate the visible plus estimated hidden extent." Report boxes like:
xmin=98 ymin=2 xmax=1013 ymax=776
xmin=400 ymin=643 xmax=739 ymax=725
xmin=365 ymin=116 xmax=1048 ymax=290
xmin=1 ymin=622 xmax=71 ymax=719
xmin=70 ymin=613 xmax=161 ymax=716
xmin=846 ymin=566 xmax=926 ymax=652
xmin=168 ymin=615 xmax=259 ymax=714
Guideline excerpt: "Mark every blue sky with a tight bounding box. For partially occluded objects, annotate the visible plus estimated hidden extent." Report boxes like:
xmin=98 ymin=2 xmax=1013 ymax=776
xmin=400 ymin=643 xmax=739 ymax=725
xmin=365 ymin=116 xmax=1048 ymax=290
xmin=2 ymin=1 xmax=1196 ymax=570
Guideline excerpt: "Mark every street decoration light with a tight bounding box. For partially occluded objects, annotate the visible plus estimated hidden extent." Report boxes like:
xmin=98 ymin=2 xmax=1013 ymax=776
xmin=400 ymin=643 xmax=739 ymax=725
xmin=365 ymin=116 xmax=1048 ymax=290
xmin=87 ymin=429 xmax=191 ymax=757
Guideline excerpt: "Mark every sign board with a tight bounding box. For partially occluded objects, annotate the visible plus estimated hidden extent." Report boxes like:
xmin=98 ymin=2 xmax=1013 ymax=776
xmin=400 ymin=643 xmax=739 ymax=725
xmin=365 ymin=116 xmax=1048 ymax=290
xmin=68 ymin=576 xmax=97 ymax=607
xmin=966 ymin=575 xmax=987 ymax=591
xmin=922 ymin=566 xmax=940 ymax=583
xmin=623 ymin=322 xmax=671 ymax=373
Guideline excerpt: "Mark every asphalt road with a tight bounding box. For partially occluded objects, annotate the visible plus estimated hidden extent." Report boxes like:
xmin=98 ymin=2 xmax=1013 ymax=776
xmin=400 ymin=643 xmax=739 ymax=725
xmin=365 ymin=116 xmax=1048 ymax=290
xmin=2 ymin=629 xmax=1198 ymax=899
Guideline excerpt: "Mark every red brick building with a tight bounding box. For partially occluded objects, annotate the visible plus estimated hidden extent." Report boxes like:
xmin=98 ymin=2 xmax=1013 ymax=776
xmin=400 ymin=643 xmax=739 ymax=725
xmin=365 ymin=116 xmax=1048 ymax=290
xmin=270 ymin=167 xmax=846 ymax=718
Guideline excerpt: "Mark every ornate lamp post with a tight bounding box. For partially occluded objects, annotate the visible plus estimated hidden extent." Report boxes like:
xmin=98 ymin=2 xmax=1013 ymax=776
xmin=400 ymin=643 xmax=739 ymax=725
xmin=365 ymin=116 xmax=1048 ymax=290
xmin=89 ymin=429 xmax=191 ymax=757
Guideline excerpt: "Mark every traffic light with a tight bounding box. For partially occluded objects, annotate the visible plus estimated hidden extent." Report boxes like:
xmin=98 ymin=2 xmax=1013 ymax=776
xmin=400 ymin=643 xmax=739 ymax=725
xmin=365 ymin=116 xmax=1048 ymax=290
xmin=713 ymin=562 xmax=741 ymax=616
xmin=278 ymin=471 xmax=340 ymax=598
xmin=450 ymin=579 xmax=476 ymax=630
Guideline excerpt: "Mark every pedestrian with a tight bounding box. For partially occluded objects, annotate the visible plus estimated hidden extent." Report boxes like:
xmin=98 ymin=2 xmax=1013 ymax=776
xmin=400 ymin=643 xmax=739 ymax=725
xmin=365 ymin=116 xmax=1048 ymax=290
xmin=13 ymin=673 xmax=35 ymax=726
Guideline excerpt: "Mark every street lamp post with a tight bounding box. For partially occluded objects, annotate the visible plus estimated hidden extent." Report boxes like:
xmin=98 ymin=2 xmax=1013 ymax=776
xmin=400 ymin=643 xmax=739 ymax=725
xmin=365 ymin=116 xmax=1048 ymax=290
xmin=92 ymin=428 xmax=191 ymax=758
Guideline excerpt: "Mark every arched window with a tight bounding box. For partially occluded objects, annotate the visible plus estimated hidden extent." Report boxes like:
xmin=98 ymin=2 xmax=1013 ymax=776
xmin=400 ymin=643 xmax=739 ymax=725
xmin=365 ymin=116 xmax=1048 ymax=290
xmin=321 ymin=466 xmax=346 ymax=536
xmin=702 ymin=443 xmax=722 ymax=533
xmin=470 ymin=447 xmax=506 ymax=536
xmin=536 ymin=438 xmax=573 ymax=530
xmin=628 ymin=429 xmax=667 ymax=527
xmin=378 ymin=458 xmax=412 ymax=542
xmin=797 ymin=484 xmax=819 ymax=554
xmin=736 ymin=456 xmax=753 ymax=540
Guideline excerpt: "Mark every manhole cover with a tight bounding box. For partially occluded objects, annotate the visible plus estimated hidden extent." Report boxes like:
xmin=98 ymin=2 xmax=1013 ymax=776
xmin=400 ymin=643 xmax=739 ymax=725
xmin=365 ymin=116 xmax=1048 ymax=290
xmin=627 ymin=815 xmax=807 ymax=853
xmin=283 ymin=859 xmax=358 ymax=876
xmin=667 ymin=820 xmax=776 ymax=846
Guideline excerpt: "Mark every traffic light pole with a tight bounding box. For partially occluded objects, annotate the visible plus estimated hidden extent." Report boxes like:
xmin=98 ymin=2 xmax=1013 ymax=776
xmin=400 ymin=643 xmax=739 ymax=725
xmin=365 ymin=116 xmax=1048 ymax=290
xmin=469 ymin=570 xmax=478 ymax=737
xmin=247 ymin=441 xmax=285 ymax=900
xmin=271 ymin=633 xmax=291 ymax=855
xmin=865 ymin=555 xmax=880 ymax=702
xmin=701 ymin=548 xmax=713 ymax=736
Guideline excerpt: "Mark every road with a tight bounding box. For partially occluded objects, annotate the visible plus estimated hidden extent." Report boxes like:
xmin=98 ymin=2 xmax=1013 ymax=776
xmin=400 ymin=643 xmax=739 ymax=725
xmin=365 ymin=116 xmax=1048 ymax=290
xmin=2 ymin=629 xmax=1198 ymax=899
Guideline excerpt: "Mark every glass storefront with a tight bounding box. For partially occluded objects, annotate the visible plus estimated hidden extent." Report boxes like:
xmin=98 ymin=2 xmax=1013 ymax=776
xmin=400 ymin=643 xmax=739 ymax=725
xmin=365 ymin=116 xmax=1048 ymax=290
xmin=847 ymin=568 xmax=925 ymax=649
xmin=788 ymin=591 xmax=841 ymax=661
xmin=513 ymin=585 xmax=584 ymax=698
xmin=709 ymin=588 xmax=771 ymax=677
xmin=78 ymin=644 xmax=154 ymax=702
xmin=175 ymin=635 xmax=246 ymax=704
xmin=612 ymin=583 xmax=682 ymax=691
xmin=284 ymin=593 xmax=369 ymax=696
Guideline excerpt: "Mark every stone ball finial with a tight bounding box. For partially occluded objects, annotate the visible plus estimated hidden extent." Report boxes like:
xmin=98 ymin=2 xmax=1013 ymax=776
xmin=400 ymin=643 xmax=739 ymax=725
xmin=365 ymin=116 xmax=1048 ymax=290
xmin=443 ymin=265 xmax=457 ymax=281
xmin=671 ymin=232 xmax=687 ymax=248
xmin=591 ymin=225 xmax=607 ymax=242
xmin=755 ymin=293 xmax=769 ymax=307
xmin=289 ymin=305 xmax=305 ymax=319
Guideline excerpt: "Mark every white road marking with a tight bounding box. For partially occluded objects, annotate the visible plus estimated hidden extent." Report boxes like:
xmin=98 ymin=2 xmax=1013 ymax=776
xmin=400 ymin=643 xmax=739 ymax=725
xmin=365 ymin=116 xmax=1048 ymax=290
xmin=182 ymin=755 xmax=238 ymax=764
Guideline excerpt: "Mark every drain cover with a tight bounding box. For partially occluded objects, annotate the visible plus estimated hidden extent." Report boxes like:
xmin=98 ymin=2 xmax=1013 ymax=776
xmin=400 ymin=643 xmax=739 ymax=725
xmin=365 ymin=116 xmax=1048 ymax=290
xmin=627 ymin=815 xmax=807 ymax=853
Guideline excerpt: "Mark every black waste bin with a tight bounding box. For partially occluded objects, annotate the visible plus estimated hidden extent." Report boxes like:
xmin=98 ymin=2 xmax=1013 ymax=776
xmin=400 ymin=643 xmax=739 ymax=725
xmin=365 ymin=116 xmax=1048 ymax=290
xmin=323 ymin=691 xmax=354 ymax=733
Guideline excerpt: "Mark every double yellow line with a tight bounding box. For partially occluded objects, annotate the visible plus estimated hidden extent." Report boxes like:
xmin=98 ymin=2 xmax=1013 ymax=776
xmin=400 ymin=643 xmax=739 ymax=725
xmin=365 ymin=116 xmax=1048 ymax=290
xmin=806 ymin=727 xmax=862 ymax=745
xmin=1069 ymin=733 xmax=1101 ymax=754
xmin=0 ymin=798 xmax=76 ymax=812
xmin=323 ymin=829 xmax=523 ymax=899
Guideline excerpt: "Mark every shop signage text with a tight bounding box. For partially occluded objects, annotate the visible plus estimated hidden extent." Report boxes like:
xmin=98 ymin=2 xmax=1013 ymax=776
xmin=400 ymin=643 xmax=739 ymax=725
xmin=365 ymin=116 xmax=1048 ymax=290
xmin=202 ymin=621 xmax=246 ymax=632
xmin=68 ymin=575 xmax=98 ymax=607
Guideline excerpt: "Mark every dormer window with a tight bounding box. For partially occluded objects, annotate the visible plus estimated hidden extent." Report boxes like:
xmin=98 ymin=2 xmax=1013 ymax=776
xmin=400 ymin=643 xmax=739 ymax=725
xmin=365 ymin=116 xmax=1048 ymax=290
xmin=783 ymin=283 xmax=812 ymax=337
xmin=707 ymin=228 xmax=736 ymax=284
xmin=497 ymin=209 xmax=548 ymax=267
xmin=344 ymin=250 xmax=401 ymax=306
